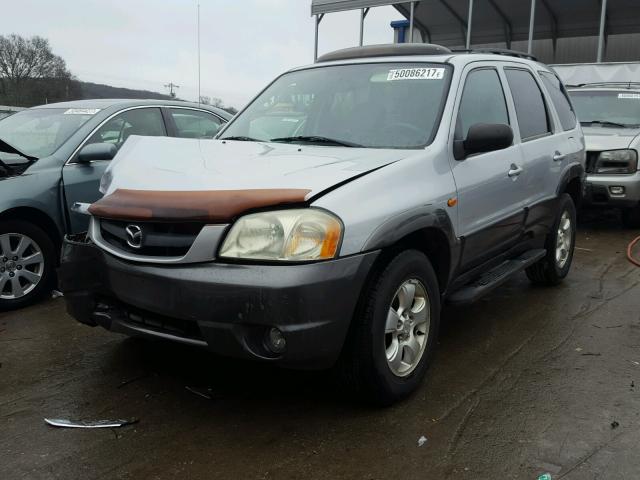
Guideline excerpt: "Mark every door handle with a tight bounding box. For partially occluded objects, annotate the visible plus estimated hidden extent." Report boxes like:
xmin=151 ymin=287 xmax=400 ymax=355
xmin=553 ymin=151 xmax=566 ymax=162
xmin=508 ymin=164 xmax=523 ymax=177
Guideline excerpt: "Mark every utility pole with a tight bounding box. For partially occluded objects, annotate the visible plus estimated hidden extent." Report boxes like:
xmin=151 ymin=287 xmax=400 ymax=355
xmin=164 ymin=82 xmax=180 ymax=98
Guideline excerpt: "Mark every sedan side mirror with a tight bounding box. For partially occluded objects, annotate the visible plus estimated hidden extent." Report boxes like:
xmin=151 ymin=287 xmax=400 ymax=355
xmin=455 ymin=123 xmax=514 ymax=160
xmin=76 ymin=143 xmax=117 ymax=163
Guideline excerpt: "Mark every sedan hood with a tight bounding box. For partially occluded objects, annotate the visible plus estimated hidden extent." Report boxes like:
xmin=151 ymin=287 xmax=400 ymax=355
xmin=581 ymin=126 xmax=640 ymax=152
xmin=103 ymin=136 xmax=412 ymax=199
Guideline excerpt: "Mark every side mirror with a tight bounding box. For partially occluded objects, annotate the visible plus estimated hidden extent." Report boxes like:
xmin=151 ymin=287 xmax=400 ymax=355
xmin=76 ymin=143 xmax=117 ymax=163
xmin=454 ymin=123 xmax=513 ymax=160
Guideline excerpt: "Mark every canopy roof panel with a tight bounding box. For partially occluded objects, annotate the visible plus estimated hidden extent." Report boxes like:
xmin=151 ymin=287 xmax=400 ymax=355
xmin=311 ymin=0 xmax=640 ymax=46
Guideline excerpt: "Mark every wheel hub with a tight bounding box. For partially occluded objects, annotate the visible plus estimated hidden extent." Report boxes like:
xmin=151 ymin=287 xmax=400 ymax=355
xmin=0 ymin=233 xmax=45 ymax=300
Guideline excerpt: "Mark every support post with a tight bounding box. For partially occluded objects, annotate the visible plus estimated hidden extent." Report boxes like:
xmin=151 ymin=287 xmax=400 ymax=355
xmin=527 ymin=0 xmax=536 ymax=54
xmin=597 ymin=0 xmax=608 ymax=62
xmin=359 ymin=8 xmax=370 ymax=46
xmin=314 ymin=14 xmax=324 ymax=62
xmin=466 ymin=0 xmax=474 ymax=49
xmin=409 ymin=1 xmax=415 ymax=43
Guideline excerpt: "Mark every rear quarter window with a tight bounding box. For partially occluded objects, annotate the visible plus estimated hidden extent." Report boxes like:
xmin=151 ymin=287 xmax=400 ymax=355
xmin=539 ymin=71 xmax=577 ymax=131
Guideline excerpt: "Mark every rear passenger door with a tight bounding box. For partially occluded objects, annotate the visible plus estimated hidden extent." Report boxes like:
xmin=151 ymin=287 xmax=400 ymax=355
xmin=449 ymin=64 xmax=526 ymax=270
xmin=502 ymin=66 xmax=571 ymax=218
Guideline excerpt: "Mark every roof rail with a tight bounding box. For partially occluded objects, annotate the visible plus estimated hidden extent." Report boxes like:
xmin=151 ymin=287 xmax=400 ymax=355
xmin=567 ymin=81 xmax=640 ymax=89
xmin=451 ymin=48 xmax=538 ymax=61
xmin=316 ymin=43 xmax=452 ymax=63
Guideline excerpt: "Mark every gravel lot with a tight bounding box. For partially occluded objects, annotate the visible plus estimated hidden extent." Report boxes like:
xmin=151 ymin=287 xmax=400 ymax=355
xmin=2 ymin=209 xmax=640 ymax=479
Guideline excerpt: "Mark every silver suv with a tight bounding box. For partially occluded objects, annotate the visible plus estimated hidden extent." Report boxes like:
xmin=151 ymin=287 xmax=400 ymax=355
xmin=59 ymin=44 xmax=585 ymax=405
xmin=568 ymin=84 xmax=640 ymax=226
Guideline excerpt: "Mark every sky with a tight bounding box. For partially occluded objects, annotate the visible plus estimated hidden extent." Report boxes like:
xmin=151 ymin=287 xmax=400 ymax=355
xmin=3 ymin=0 xmax=400 ymax=109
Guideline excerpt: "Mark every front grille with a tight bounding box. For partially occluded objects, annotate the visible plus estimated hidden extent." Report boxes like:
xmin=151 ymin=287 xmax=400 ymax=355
xmin=99 ymin=298 xmax=205 ymax=341
xmin=100 ymin=219 xmax=204 ymax=257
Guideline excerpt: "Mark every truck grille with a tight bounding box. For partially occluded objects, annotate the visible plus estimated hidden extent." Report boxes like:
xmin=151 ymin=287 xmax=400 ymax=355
xmin=99 ymin=219 xmax=204 ymax=257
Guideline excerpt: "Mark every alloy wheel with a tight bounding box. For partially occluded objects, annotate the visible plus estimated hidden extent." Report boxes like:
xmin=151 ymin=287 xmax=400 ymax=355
xmin=384 ymin=278 xmax=430 ymax=377
xmin=555 ymin=211 xmax=572 ymax=269
xmin=0 ymin=233 xmax=45 ymax=300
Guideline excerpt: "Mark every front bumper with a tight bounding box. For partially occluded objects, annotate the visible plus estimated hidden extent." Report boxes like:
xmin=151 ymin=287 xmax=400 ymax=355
xmin=584 ymin=171 xmax=640 ymax=208
xmin=58 ymin=235 xmax=378 ymax=369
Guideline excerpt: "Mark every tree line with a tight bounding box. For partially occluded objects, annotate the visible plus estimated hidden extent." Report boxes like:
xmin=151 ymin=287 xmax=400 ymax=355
xmin=0 ymin=34 xmax=236 ymax=114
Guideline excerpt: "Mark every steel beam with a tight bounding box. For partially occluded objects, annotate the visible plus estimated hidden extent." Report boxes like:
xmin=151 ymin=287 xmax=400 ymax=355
xmin=597 ymin=0 xmax=608 ymax=62
xmin=314 ymin=13 xmax=324 ymax=62
xmin=528 ymin=0 xmax=536 ymax=55
xmin=359 ymin=8 xmax=370 ymax=46
xmin=540 ymin=0 xmax=558 ymax=56
xmin=466 ymin=0 xmax=474 ymax=49
xmin=438 ymin=0 xmax=467 ymax=44
xmin=487 ymin=0 xmax=513 ymax=49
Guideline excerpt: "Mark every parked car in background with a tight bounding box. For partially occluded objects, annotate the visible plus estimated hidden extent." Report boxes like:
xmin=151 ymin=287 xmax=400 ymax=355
xmin=59 ymin=44 xmax=584 ymax=405
xmin=0 ymin=99 xmax=231 ymax=310
xmin=567 ymin=84 xmax=640 ymax=226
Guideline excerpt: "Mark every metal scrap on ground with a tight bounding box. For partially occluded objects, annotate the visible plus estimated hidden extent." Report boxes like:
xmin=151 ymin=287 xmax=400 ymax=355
xmin=44 ymin=418 xmax=139 ymax=429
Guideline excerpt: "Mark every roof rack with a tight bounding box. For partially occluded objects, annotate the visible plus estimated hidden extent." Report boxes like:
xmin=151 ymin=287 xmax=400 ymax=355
xmin=567 ymin=81 xmax=640 ymax=89
xmin=451 ymin=48 xmax=538 ymax=61
xmin=316 ymin=43 xmax=452 ymax=63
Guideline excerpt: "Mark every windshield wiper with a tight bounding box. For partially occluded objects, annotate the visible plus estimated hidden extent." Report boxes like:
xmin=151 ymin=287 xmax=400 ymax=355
xmin=581 ymin=120 xmax=633 ymax=128
xmin=270 ymin=135 xmax=363 ymax=148
xmin=219 ymin=136 xmax=262 ymax=142
xmin=0 ymin=138 xmax=38 ymax=162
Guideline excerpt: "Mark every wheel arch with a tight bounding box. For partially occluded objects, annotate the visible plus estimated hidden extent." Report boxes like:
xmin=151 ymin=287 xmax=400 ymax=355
xmin=362 ymin=207 xmax=457 ymax=294
xmin=0 ymin=207 xmax=62 ymax=252
xmin=557 ymin=163 xmax=584 ymax=208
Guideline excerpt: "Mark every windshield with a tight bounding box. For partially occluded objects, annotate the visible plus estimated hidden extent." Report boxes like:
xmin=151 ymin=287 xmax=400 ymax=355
xmin=0 ymin=108 xmax=96 ymax=160
xmin=569 ymin=90 xmax=640 ymax=127
xmin=221 ymin=63 xmax=452 ymax=149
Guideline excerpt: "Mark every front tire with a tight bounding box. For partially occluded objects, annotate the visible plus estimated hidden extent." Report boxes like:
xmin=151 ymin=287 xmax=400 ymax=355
xmin=0 ymin=220 xmax=56 ymax=311
xmin=341 ymin=250 xmax=441 ymax=406
xmin=526 ymin=193 xmax=576 ymax=286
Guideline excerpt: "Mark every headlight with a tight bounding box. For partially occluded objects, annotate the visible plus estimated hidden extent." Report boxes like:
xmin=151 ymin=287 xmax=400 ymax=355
xmin=219 ymin=209 xmax=342 ymax=261
xmin=595 ymin=149 xmax=638 ymax=174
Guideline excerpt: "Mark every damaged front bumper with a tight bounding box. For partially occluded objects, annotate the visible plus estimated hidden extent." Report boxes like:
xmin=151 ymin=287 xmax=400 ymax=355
xmin=58 ymin=234 xmax=378 ymax=369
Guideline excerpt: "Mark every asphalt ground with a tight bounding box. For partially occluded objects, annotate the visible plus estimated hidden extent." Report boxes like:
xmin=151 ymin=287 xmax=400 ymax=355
xmin=2 ymin=209 xmax=640 ymax=479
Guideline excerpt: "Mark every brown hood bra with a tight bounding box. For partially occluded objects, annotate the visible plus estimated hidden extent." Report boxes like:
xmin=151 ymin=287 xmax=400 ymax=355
xmin=88 ymin=188 xmax=311 ymax=223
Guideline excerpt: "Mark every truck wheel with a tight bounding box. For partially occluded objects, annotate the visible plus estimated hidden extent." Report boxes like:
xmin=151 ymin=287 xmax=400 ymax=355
xmin=526 ymin=194 xmax=576 ymax=286
xmin=0 ymin=220 xmax=56 ymax=311
xmin=621 ymin=206 xmax=640 ymax=228
xmin=342 ymin=250 xmax=440 ymax=406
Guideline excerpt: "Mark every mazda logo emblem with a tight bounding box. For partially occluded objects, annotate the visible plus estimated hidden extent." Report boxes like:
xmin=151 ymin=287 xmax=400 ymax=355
xmin=125 ymin=225 xmax=143 ymax=249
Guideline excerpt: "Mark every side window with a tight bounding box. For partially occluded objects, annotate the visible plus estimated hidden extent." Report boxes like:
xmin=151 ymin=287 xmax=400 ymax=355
xmin=539 ymin=71 xmax=577 ymax=131
xmin=169 ymin=109 xmax=223 ymax=139
xmin=85 ymin=107 xmax=166 ymax=151
xmin=504 ymin=68 xmax=551 ymax=140
xmin=456 ymin=68 xmax=509 ymax=140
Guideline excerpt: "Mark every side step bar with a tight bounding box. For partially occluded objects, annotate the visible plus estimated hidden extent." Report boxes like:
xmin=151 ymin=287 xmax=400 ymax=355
xmin=447 ymin=249 xmax=546 ymax=306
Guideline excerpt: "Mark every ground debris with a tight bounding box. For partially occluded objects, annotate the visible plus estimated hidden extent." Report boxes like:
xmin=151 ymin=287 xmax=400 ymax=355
xmin=185 ymin=386 xmax=216 ymax=400
xmin=418 ymin=435 xmax=427 ymax=447
xmin=537 ymin=474 xmax=552 ymax=480
xmin=44 ymin=418 xmax=138 ymax=429
xmin=51 ymin=290 xmax=64 ymax=299
xmin=611 ymin=421 xmax=620 ymax=429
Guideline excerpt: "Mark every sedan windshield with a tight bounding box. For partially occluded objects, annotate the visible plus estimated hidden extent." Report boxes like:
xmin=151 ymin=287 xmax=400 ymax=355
xmin=569 ymin=90 xmax=640 ymax=127
xmin=221 ymin=63 xmax=452 ymax=149
xmin=0 ymin=108 xmax=96 ymax=159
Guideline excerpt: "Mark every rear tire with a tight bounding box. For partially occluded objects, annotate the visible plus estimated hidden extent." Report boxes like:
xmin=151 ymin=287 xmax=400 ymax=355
xmin=341 ymin=250 xmax=440 ymax=406
xmin=0 ymin=220 xmax=56 ymax=311
xmin=526 ymin=194 xmax=576 ymax=286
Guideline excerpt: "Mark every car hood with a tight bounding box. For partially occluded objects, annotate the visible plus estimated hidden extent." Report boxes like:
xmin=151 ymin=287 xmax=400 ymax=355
xmin=581 ymin=126 xmax=640 ymax=151
xmin=102 ymin=136 xmax=413 ymax=200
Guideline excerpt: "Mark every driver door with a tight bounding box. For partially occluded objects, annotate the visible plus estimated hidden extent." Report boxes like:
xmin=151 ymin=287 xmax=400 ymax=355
xmin=62 ymin=107 xmax=167 ymax=232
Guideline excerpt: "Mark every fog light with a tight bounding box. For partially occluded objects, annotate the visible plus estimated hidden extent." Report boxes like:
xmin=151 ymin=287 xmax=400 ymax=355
xmin=610 ymin=186 xmax=625 ymax=195
xmin=266 ymin=327 xmax=286 ymax=354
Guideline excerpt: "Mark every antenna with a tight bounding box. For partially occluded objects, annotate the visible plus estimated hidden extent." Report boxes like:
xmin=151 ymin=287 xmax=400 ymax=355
xmin=197 ymin=2 xmax=201 ymax=106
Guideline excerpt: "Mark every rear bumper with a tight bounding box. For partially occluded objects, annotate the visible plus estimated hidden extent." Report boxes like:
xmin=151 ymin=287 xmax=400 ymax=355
xmin=58 ymin=235 xmax=378 ymax=369
xmin=584 ymin=172 xmax=640 ymax=208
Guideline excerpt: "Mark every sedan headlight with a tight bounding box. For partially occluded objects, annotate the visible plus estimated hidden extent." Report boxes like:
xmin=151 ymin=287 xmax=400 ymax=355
xmin=219 ymin=209 xmax=342 ymax=261
xmin=595 ymin=149 xmax=638 ymax=174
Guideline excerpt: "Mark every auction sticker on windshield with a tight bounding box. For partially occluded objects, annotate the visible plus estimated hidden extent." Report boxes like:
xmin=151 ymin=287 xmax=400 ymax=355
xmin=618 ymin=93 xmax=640 ymax=99
xmin=64 ymin=108 xmax=101 ymax=115
xmin=387 ymin=68 xmax=445 ymax=81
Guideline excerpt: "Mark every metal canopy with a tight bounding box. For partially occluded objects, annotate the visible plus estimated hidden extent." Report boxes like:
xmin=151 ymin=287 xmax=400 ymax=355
xmin=311 ymin=0 xmax=640 ymax=61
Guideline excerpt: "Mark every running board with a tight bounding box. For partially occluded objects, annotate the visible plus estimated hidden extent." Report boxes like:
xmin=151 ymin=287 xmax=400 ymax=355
xmin=447 ymin=249 xmax=547 ymax=306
